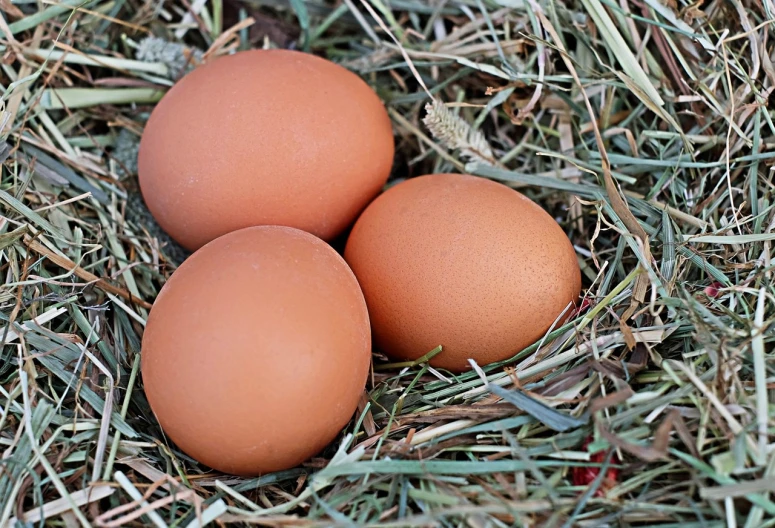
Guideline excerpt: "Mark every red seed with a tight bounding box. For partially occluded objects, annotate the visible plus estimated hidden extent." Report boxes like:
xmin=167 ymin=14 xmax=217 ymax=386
xmin=704 ymin=282 xmax=723 ymax=298
xmin=571 ymin=438 xmax=620 ymax=496
xmin=570 ymin=297 xmax=591 ymax=318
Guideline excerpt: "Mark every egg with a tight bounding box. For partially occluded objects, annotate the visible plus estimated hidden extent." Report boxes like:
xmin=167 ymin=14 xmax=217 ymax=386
xmin=344 ymin=173 xmax=581 ymax=372
xmin=138 ymin=49 xmax=394 ymax=251
xmin=141 ymin=226 xmax=371 ymax=476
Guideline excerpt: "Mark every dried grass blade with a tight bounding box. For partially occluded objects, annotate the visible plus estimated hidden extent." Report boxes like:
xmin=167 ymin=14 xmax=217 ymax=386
xmin=579 ymin=0 xmax=664 ymax=107
xmin=9 ymin=485 xmax=114 ymax=525
xmin=23 ymin=235 xmax=152 ymax=309
xmin=489 ymin=385 xmax=587 ymax=432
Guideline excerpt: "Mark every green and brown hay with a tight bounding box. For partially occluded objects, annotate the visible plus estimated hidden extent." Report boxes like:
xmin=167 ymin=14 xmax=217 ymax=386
xmin=0 ymin=0 xmax=774 ymax=526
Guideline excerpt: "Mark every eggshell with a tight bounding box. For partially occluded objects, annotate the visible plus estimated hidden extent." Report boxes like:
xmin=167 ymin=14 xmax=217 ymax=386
xmin=344 ymin=173 xmax=581 ymax=372
xmin=138 ymin=49 xmax=394 ymax=251
xmin=141 ymin=226 xmax=371 ymax=476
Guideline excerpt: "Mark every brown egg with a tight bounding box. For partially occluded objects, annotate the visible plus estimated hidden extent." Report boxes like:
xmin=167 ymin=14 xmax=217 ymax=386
xmin=141 ymin=226 xmax=371 ymax=476
xmin=344 ymin=174 xmax=581 ymax=372
xmin=138 ymin=49 xmax=394 ymax=251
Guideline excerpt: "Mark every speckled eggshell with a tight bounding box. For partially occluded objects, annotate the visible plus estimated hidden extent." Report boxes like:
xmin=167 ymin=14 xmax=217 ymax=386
xmin=344 ymin=173 xmax=581 ymax=372
xmin=141 ymin=226 xmax=371 ymax=476
xmin=138 ymin=49 xmax=394 ymax=251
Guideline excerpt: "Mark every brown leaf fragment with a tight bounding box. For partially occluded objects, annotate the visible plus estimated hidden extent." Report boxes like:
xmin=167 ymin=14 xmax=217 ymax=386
xmin=539 ymin=363 xmax=592 ymax=397
xmin=405 ymin=404 xmax=516 ymax=424
xmin=597 ymin=412 xmax=673 ymax=462
xmin=589 ymin=388 xmax=635 ymax=414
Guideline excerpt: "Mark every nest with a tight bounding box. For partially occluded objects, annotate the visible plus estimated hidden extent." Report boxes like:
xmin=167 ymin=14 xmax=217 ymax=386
xmin=0 ymin=0 xmax=773 ymax=525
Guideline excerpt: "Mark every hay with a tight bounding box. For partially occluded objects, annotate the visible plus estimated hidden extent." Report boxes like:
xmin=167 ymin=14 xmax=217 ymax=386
xmin=0 ymin=0 xmax=773 ymax=525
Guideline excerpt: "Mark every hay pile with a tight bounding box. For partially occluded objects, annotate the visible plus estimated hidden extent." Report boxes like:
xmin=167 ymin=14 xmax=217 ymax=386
xmin=0 ymin=0 xmax=773 ymax=525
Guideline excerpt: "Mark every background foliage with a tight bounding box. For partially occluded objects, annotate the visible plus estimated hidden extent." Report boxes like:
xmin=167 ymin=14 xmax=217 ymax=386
xmin=0 ymin=0 xmax=774 ymax=526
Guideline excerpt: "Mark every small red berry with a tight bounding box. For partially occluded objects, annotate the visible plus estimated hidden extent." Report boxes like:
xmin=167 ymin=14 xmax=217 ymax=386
xmin=570 ymin=297 xmax=591 ymax=318
xmin=704 ymin=282 xmax=723 ymax=298
xmin=571 ymin=438 xmax=620 ymax=496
